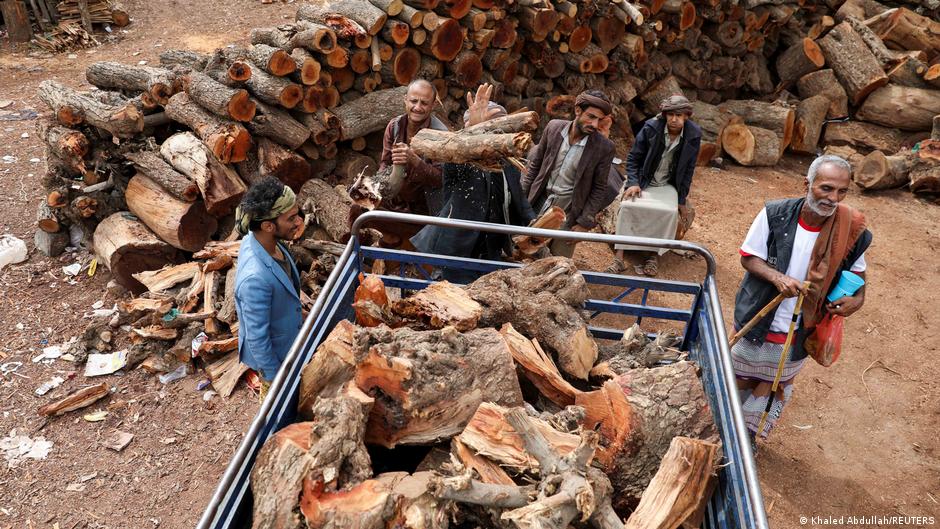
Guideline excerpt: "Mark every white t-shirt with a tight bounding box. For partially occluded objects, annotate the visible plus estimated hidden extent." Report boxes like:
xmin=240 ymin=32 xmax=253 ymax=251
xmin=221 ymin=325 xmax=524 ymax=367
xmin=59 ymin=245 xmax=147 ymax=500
xmin=740 ymin=209 xmax=866 ymax=333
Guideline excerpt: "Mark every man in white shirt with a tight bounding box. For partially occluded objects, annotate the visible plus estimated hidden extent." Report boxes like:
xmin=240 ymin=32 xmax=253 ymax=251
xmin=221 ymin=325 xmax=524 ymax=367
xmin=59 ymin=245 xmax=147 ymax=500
xmin=732 ymin=155 xmax=872 ymax=448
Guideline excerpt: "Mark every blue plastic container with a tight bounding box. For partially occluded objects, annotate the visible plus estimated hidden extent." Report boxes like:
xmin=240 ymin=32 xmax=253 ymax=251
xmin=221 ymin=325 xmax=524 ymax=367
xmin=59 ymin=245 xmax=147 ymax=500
xmin=827 ymin=271 xmax=865 ymax=302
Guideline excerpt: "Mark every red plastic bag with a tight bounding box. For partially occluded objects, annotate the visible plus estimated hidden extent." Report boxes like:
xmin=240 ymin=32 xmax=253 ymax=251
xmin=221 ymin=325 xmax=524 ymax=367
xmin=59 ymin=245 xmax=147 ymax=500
xmin=805 ymin=313 xmax=844 ymax=367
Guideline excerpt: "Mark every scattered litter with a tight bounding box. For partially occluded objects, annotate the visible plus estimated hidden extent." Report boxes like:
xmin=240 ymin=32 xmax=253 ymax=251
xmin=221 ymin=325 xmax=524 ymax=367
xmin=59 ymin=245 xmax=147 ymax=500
xmin=62 ymin=263 xmax=82 ymax=276
xmin=61 ymin=354 xmax=76 ymax=362
xmin=158 ymin=364 xmax=187 ymax=385
xmin=84 ymin=350 xmax=127 ymax=377
xmin=83 ymin=410 xmax=108 ymax=422
xmin=191 ymin=332 xmax=208 ymax=358
xmin=792 ymin=424 xmax=814 ymax=430
xmin=65 ymin=482 xmax=86 ymax=492
xmin=32 ymin=339 xmax=75 ymax=363
xmin=0 ymin=235 xmax=27 ymax=272
xmin=20 ymin=132 xmax=28 ymax=138
xmin=16 ymin=323 xmax=24 ymax=330
xmin=29 ymin=158 xmax=40 ymax=163
xmin=161 ymin=437 xmax=177 ymax=445
xmin=0 ymin=100 xmax=11 ymax=108
xmin=0 ymin=109 xmax=38 ymax=121
xmin=203 ymin=390 xmax=217 ymax=402
xmin=0 ymin=362 xmax=23 ymax=377
xmin=1 ymin=429 xmax=53 ymax=466
xmin=92 ymin=300 xmax=105 ymax=310
xmin=35 ymin=376 xmax=65 ymax=396
xmin=196 ymin=379 xmax=211 ymax=391
xmin=88 ymin=257 xmax=98 ymax=276
xmin=67 ymin=53 xmax=78 ymax=59
xmin=162 ymin=308 xmax=181 ymax=322
xmin=80 ymin=471 xmax=98 ymax=482
xmin=104 ymin=430 xmax=134 ymax=452
xmin=1 ymin=155 xmax=15 ymax=163
xmin=137 ymin=60 xmax=147 ymax=65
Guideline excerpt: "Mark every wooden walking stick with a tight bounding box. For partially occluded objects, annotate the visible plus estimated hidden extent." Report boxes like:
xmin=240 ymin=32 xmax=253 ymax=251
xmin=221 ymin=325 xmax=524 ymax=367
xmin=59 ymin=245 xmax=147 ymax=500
xmin=755 ymin=282 xmax=809 ymax=437
xmin=729 ymin=292 xmax=787 ymax=347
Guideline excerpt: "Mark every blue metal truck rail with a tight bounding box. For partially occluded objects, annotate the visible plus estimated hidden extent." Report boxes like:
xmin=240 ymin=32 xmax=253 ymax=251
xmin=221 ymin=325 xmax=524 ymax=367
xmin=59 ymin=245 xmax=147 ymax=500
xmin=197 ymin=211 xmax=769 ymax=529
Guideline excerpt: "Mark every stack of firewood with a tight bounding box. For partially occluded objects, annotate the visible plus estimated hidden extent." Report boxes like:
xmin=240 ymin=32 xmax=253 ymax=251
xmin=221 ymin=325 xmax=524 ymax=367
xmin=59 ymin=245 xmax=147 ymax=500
xmin=1 ymin=0 xmax=130 ymax=47
xmin=252 ymin=258 xmax=722 ymax=528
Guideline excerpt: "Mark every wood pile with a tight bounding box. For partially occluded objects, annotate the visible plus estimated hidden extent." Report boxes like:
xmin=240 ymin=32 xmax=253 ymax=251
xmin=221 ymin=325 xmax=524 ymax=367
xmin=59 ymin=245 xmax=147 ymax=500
xmin=1 ymin=0 xmax=129 ymax=46
xmin=253 ymin=257 xmax=721 ymax=528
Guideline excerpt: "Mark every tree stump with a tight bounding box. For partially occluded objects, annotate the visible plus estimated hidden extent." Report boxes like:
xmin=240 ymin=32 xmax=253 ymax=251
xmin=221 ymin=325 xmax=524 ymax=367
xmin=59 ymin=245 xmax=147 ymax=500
xmin=93 ymin=213 xmax=180 ymax=294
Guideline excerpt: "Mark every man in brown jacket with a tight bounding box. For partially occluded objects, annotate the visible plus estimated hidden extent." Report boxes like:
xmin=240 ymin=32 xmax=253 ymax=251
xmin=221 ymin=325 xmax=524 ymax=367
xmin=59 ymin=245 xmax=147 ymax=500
xmin=522 ymin=90 xmax=616 ymax=257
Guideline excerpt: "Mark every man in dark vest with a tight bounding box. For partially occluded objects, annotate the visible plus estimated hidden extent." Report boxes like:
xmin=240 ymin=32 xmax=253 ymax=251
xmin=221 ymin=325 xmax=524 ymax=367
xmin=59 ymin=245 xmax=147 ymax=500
xmin=732 ymin=155 xmax=872 ymax=448
xmin=522 ymin=90 xmax=616 ymax=258
xmin=608 ymin=95 xmax=701 ymax=276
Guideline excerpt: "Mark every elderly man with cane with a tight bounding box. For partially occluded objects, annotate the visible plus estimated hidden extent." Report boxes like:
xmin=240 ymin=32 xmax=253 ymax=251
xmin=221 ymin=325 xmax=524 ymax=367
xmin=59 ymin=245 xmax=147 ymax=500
xmin=608 ymin=94 xmax=701 ymax=276
xmin=729 ymin=155 xmax=872 ymax=451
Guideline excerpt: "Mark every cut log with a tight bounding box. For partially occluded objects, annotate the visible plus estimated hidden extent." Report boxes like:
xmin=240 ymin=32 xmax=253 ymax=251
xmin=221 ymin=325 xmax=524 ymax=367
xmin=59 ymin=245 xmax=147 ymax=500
xmin=824 ymin=145 xmax=865 ymax=169
xmin=248 ymin=44 xmax=297 ymax=77
xmin=887 ymin=56 xmax=930 ymax=89
xmin=445 ymin=50 xmax=483 ymax=88
xmin=855 ymin=84 xmax=940 ymax=131
xmin=424 ymin=17 xmax=463 ymax=61
xmin=382 ymin=19 xmax=411 ymax=45
xmin=291 ymin=48 xmax=322 ymax=85
xmin=204 ymin=351 xmax=248 ymax=397
xmin=451 ymin=437 xmax=515 ymax=485
xmin=867 ymin=7 xmax=940 ymax=62
xmin=34 ymin=229 xmax=70 ymax=258
xmin=297 ymin=0 xmax=387 ymax=36
xmin=717 ymin=99 xmax=795 ymax=152
xmin=253 ymin=395 xmax=373 ymax=529
xmin=243 ymin=61 xmax=304 ymax=109
xmin=796 ymin=69 xmax=849 ymax=119
xmin=823 ymin=120 xmax=919 ymax=153
xmin=93 ymin=213 xmax=180 ymax=294
xmin=639 ymin=75 xmax=684 ymax=115
xmin=381 ymin=47 xmax=422 ymax=85
xmin=721 ymin=123 xmax=783 ymax=166
xmin=391 ymin=281 xmax=482 ymax=331
xmin=160 ymin=132 xmax=248 ymax=216
xmin=37 ymin=201 xmax=62 ymax=233
xmin=257 ymin=137 xmax=312 ymax=192
xmin=160 ymin=50 xmax=209 ymax=70
xmin=217 ymin=266 xmax=238 ymax=324
xmin=511 ymin=205 xmax=566 ymax=256
xmin=124 ymin=151 xmax=199 ymax=203
xmin=410 ymin=129 xmax=532 ymax=164
xmin=854 ymin=149 xmax=915 ymax=190
xmin=246 ymin=100 xmax=311 ymax=150
xmin=623 ymin=437 xmax=719 ymax=529
xmin=164 ymin=93 xmax=252 ymax=164
xmin=332 ymin=86 xmax=408 ymax=140
xmin=185 ymin=71 xmax=257 ymax=122
xmin=354 ymin=325 xmax=523 ymax=447
xmin=790 ymin=95 xmax=831 ymax=154
xmin=37 ymin=80 xmax=144 ymax=138
xmin=354 ymin=274 xmax=391 ymax=328
xmin=1 ymin=0 xmax=33 ymax=42
xmin=37 ymin=383 xmax=109 ymax=417
xmin=689 ymin=101 xmax=740 ymax=165
xmin=466 ymin=258 xmax=597 ymax=380
xmin=336 ymin=151 xmax=379 ymax=185
xmin=817 ymin=21 xmax=889 ymax=105
xmin=85 ymin=62 xmax=179 ymax=106
xmin=36 ymin=119 xmax=89 ymax=175
xmin=298 ymin=320 xmax=359 ymax=414
xmin=775 ymin=38 xmax=825 ymax=84
xmin=844 ymin=15 xmax=895 ymax=67
xmin=910 ymin=161 xmax=940 ymax=196
xmin=499 ymin=323 xmax=578 ymax=407
xmin=297 ymin=178 xmax=353 ymax=242
xmin=300 ymin=478 xmax=394 ymax=529
xmin=125 ymin=173 xmax=217 ymax=252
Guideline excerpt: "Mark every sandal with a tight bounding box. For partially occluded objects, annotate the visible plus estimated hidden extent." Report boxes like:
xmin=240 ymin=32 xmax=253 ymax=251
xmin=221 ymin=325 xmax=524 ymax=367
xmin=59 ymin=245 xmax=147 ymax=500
xmin=642 ymin=255 xmax=658 ymax=277
xmin=605 ymin=259 xmax=626 ymax=274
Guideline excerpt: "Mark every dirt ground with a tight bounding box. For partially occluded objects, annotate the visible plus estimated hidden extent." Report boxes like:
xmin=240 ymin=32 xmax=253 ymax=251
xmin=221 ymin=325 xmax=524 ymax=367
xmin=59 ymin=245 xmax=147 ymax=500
xmin=1 ymin=2 xmax=938 ymax=528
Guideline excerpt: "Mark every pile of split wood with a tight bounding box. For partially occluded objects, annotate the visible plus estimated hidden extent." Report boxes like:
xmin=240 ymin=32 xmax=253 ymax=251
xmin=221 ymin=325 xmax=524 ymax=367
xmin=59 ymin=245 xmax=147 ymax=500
xmin=1 ymin=0 xmax=130 ymax=49
xmin=253 ymin=257 xmax=722 ymax=529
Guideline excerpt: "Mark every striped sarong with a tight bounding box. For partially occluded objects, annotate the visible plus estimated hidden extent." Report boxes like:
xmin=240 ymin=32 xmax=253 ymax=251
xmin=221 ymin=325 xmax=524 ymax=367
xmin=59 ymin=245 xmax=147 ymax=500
xmin=732 ymin=339 xmax=805 ymax=438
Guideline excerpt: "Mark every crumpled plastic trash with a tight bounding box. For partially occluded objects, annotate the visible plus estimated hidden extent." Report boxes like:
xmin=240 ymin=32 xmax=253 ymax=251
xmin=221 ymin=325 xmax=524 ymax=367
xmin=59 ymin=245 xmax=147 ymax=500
xmin=0 ymin=235 xmax=27 ymax=273
xmin=84 ymin=350 xmax=127 ymax=377
xmin=35 ymin=376 xmax=65 ymax=396
xmin=62 ymin=263 xmax=82 ymax=276
xmin=1 ymin=430 xmax=53 ymax=467
xmin=158 ymin=364 xmax=188 ymax=385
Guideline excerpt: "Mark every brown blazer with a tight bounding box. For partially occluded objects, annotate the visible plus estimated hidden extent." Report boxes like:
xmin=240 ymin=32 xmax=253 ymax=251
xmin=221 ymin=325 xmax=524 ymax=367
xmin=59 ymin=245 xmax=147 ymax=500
xmin=522 ymin=119 xmax=615 ymax=229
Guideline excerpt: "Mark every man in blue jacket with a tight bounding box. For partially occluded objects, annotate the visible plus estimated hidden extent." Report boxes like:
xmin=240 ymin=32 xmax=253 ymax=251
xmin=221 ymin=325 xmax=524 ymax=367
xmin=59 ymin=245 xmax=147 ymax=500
xmin=233 ymin=177 xmax=305 ymax=385
xmin=608 ymin=95 xmax=701 ymax=276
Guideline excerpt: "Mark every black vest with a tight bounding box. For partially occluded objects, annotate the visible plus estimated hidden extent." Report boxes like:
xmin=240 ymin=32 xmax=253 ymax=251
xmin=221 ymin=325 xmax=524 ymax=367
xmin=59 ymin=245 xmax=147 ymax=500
xmin=732 ymin=198 xmax=872 ymax=360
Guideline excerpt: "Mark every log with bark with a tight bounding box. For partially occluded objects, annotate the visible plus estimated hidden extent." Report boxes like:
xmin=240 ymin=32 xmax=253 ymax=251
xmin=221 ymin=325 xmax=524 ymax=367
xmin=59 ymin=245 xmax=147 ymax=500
xmin=37 ymin=383 xmax=109 ymax=417
xmin=93 ymin=212 xmax=180 ymax=294
xmin=721 ymin=123 xmax=783 ymax=166
xmin=854 ymin=148 xmax=915 ymax=190
xmin=297 ymin=178 xmax=353 ymax=242
xmin=465 ymin=258 xmax=598 ymax=380
xmin=410 ymin=128 xmax=532 ymax=165
xmin=823 ymin=120 xmax=924 ymax=153
xmin=866 ymin=7 xmax=940 ymax=62
xmin=331 ymin=86 xmax=408 ymax=141
xmin=817 ymin=21 xmax=889 ymax=105
xmin=164 ymin=92 xmax=252 ymax=164
xmin=689 ymin=101 xmax=740 ymax=165
xmin=37 ymin=80 xmax=144 ymax=138
xmin=297 ymin=0 xmax=387 ymax=36
xmin=160 ymin=132 xmax=248 ymax=216
xmin=243 ymin=61 xmax=304 ymax=109
xmin=125 ymin=173 xmax=217 ymax=252
xmin=855 ymin=84 xmax=940 ymax=131
xmin=775 ymin=37 xmax=825 ymax=84
xmin=184 ymin=71 xmax=257 ymax=123
xmin=124 ymin=151 xmax=199 ymax=203
xmin=717 ymin=99 xmax=795 ymax=153
xmin=37 ymin=118 xmax=90 ymax=177
xmin=247 ymin=100 xmax=311 ymax=150
xmin=796 ymin=68 xmax=849 ymax=119
xmin=790 ymin=95 xmax=831 ymax=154
xmin=85 ymin=61 xmax=180 ymax=106
xmin=257 ymin=137 xmax=312 ymax=192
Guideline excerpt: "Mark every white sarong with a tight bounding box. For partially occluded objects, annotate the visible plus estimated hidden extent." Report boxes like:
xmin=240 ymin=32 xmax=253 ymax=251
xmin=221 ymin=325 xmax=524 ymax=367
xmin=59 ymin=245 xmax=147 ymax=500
xmin=614 ymin=184 xmax=679 ymax=254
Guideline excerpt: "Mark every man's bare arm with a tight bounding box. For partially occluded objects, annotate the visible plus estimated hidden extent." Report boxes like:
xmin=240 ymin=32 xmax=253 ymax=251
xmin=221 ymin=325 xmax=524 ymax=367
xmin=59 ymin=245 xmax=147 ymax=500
xmin=741 ymin=255 xmax=805 ymax=298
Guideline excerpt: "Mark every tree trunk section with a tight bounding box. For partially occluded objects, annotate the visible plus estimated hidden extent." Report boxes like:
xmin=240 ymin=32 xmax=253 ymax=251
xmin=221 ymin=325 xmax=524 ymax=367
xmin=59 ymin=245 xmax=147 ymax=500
xmin=85 ymin=62 xmax=180 ymax=106
xmin=790 ymin=95 xmax=830 ymax=154
xmin=336 ymin=151 xmax=379 ymax=185
xmin=125 ymin=151 xmax=199 ymax=202
xmin=1 ymin=0 xmax=32 ymax=42
xmin=297 ymin=178 xmax=353 ymax=242
xmin=125 ymin=174 xmax=217 ymax=252
xmin=639 ymin=75 xmax=684 ymax=115
xmin=37 ymin=119 xmax=90 ymax=176
xmin=185 ymin=71 xmax=257 ymax=122
xmin=721 ymin=123 xmax=783 ymax=166
xmin=689 ymin=101 xmax=741 ymax=165
xmin=796 ymin=69 xmax=849 ymax=119
xmin=856 ymin=84 xmax=940 ymax=131
xmin=867 ymin=7 xmax=940 ymax=62
xmin=353 ymin=325 xmax=523 ymax=447
xmin=160 ymin=132 xmax=248 ymax=216
xmin=817 ymin=21 xmax=888 ymax=105
xmin=93 ymin=212 xmax=180 ymax=294
xmin=391 ymin=281 xmax=482 ymax=331
xmin=37 ymin=80 xmax=144 ymax=138
xmin=381 ymin=47 xmax=421 ymax=85
xmin=291 ymin=48 xmax=323 ymax=86
xmin=410 ymin=129 xmax=532 ymax=164
xmin=332 ymin=86 xmax=408 ymax=140
xmin=424 ymin=17 xmax=463 ymax=61
xmin=244 ymin=61 xmax=304 ymax=109
xmin=248 ymin=44 xmax=297 ymax=77
xmin=499 ymin=323 xmax=578 ymax=407
xmin=775 ymin=38 xmax=825 ymax=83
xmin=297 ymin=0 xmax=388 ymax=35
xmin=823 ymin=120 xmax=920 ymax=153
xmin=164 ymin=93 xmax=252 ymax=164
xmin=246 ymin=99 xmax=311 ymax=150
xmin=718 ymin=99 xmax=795 ymax=153
xmin=257 ymin=137 xmax=312 ymax=192
xmin=854 ymin=149 xmax=915 ymax=190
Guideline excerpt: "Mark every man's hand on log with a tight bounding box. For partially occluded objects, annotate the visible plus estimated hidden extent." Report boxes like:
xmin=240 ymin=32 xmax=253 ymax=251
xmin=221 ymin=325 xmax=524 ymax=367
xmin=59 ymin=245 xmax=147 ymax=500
xmin=622 ymin=186 xmax=642 ymax=200
xmin=391 ymin=142 xmax=416 ymax=166
xmin=464 ymin=83 xmax=501 ymax=127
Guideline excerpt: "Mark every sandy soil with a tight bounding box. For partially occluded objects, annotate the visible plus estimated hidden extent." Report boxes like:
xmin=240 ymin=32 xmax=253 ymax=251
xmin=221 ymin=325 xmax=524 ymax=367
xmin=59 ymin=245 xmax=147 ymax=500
xmin=1 ymin=2 xmax=938 ymax=528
